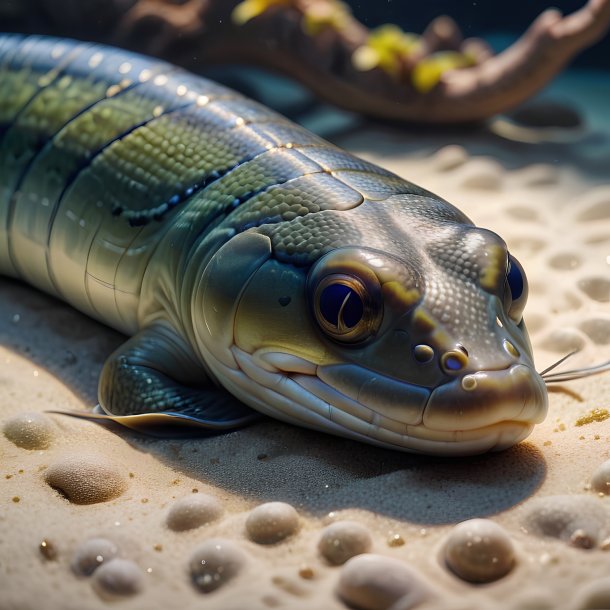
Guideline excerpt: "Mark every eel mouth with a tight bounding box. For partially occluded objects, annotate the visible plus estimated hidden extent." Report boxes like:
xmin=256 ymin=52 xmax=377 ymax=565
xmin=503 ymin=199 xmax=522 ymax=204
xmin=423 ymin=364 xmax=548 ymax=431
xmin=227 ymin=346 xmax=548 ymax=456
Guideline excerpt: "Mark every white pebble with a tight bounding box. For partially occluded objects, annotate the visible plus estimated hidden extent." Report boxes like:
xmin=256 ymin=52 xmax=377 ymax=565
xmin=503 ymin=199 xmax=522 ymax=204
xmin=189 ymin=538 xmax=247 ymax=593
xmin=521 ymin=495 xmax=608 ymax=549
xmin=92 ymin=558 xmax=143 ymax=598
xmin=3 ymin=412 xmax=53 ymax=450
xmin=337 ymin=554 xmax=430 ymax=610
xmin=318 ymin=520 xmax=372 ymax=565
xmin=166 ymin=494 xmax=222 ymax=531
xmin=245 ymin=501 xmax=299 ymax=544
xmin=444 ymin=519 xmax=515 ymax=583
xmin=71 ymin=538 xmax=119 ymax=576
xmin=591 ymin=460 xmax=610 ymax=495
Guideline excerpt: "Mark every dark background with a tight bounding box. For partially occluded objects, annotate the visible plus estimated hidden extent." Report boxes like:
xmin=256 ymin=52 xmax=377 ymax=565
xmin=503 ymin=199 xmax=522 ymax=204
xmin=350 ymin=0 xmax=610 ymax=70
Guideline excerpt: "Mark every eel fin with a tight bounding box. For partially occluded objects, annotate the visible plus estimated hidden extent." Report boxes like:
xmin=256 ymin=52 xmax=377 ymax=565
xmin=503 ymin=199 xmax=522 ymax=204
xmin=48 ymin=398 xmax=262 ymax=438
xmin=70 ymin=323 xmax=263 ymax=435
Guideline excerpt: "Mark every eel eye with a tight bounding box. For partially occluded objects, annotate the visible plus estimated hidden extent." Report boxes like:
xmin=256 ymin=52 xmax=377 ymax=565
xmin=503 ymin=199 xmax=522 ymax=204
xmin=504 ymin=254 xmax=528 ymax=323
xmin=314 ymin=274 xmax=380 ymax=343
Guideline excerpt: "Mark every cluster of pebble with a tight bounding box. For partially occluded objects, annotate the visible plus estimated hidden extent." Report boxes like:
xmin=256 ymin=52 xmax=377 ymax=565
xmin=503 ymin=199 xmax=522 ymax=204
xmin=72 ymin=538 xmax=144 ymax=599
xmin=175 ymin=497 xmax=519 ymax=609
xmin=4 ymin=411 xmax=610 ymax=608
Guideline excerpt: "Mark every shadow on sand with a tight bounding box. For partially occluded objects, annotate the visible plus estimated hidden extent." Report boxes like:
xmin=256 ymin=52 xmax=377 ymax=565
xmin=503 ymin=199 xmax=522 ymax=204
xmin=1 ymin=277 xmax=546 ymax=525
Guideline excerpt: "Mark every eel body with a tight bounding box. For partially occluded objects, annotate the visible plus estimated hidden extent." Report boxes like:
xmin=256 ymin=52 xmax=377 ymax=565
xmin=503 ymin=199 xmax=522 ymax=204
xmin=0 ymin=35 xmax=547 ymax=455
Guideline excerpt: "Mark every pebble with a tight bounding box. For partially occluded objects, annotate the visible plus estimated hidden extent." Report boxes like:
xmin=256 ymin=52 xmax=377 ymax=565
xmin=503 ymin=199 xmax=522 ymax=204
xmin=549 ymin=290 xmax=583 ymax=314
xmin=39 ymin=539 xmax=58 ymax=561
xmin=189 ymin=538 xmax=247 ymax=593
xmin=521 ymin=495 xmax=608 ymax=549
xmin=514 ymin=163 xmax=559 ymax=187
xmin=298 ymin=565 xmax=315 ymax=579
xmin=166 ymin=493 xmax=223 ymax=531
xmin=507 ymin=236 xmax=546 ymax=256
xmin=458 ymin=159 xmax=503 ymax=190
xmin=3 ymin=412 xmax=53 ymax=450
xmin=570 ymin=576 xmax=610 ymax=609
xmin=432 ymin=145 xmax=468 ymax=171
xmin=92 ymin=558 xmax=143 ymax=598
xmin=548 ymin=252 xmax=582 ymax=270
xmin=245 ymin=501 xmax=299 ymax=544
xmin=387 ymin=533 xmax=405 ymax=548
xmin=337 ymin=554 xmax=430 ymax=610
xmin=71 ymin=538 xmax=119 ymax=576
xmin=575 ymin=187 xmax=610 ymax=222
xmin=318 ymin=520 xmax=372 ymax=565
xmin=443 ymin=519 xmax=515 ymax=583
xmin=45 ymin=453 xmax=127 ymax=504
xmin=506 ymin=205 xmax=539 ymax=221
xmin=578 ymin=277 xmax=610 ymax=303
xmin=591 ymin=460 xmax=610 ymax=495
xmin=579 ymin=318 xmax=610 ymax=345
xmin=539 ymin=328 xmax=586 ymax=353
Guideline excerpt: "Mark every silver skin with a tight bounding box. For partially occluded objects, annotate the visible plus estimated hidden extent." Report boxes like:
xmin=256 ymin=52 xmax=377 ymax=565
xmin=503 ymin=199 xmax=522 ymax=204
xmin=0 ymin=35 xmax=547 ymax=455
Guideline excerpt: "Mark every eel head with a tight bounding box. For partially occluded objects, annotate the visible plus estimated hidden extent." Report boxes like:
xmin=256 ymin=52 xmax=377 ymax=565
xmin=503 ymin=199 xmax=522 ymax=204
xmin=193 ymin=196 xmax=547 ymax=455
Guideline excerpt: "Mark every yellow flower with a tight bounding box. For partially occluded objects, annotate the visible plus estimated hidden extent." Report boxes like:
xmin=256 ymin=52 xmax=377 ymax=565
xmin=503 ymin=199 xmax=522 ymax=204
xmin=352 ymin=24 xmax=420 ymax=78
xmin=231 ymin=0 xmax=291 ymax=26
xmin=412 ymin=51 xmax=475 ymax=93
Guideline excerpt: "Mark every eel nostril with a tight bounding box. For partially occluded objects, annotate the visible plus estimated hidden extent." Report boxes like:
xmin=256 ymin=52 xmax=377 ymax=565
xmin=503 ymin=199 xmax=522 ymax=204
xmin=461 ymin=375 xmax=477 ymax=391
xmin=413 ymin=344 xmax=434 ymax=363
xmin=441 ymin=349 xmax=468 ymax=374
xmin=503 ymin=339 xmax=520 ymax=358
xmin=456 ymin=343 xmax=468 ymax=357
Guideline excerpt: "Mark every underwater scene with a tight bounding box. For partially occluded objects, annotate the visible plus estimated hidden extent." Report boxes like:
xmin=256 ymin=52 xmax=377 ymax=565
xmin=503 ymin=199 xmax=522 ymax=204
xmin=1 ymin=0 xmax=610 ymax=608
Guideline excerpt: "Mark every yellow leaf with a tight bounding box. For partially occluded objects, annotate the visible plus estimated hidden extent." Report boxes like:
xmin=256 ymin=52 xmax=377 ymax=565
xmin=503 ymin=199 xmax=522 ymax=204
xmin=352 ymin=24 xmax=420 ymax=78
xmin=412 ymin=51 xmax=473 ymax=93
xmin=232 ymin=0 xmax=289 ymax=26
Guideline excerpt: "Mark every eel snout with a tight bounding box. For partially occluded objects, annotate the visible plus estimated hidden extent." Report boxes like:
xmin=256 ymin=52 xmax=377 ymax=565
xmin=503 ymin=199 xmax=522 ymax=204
xmin=423 ymin=364 xmax=548 ymax=434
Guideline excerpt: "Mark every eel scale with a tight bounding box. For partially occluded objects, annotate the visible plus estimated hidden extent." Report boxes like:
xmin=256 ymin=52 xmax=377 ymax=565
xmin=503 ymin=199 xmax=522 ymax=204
xmin=0 ymin=34 xmax=547 ymax=455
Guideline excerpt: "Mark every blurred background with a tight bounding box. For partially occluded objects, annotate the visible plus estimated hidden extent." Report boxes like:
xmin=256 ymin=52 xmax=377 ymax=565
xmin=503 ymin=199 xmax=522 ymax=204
xmin=351 ymin=0 xmax=610 ymax=69
xmin=1 ymin=0 xmax=609 ymax=70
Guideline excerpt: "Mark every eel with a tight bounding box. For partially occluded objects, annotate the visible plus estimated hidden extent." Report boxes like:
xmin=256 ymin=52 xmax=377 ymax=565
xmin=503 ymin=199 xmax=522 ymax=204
xmin=0 ymin=34 xmax=548 ymax=456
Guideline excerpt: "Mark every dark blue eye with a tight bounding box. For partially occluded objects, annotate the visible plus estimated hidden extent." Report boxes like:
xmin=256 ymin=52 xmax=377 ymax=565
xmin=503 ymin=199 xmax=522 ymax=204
xmin=505 ymin=254 xmax=528 ymax=323
xmin=507 ymin=256 xmax=524 ymax=301
xmin=313 ymin=274 xmax=380 ymax=343
xmin=319 ymin=283 xmax=363 ymax=329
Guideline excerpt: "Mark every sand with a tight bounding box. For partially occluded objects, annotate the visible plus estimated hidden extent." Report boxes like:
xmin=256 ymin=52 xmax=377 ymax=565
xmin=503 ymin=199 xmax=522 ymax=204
xmin=1 ymin=69 xmax=610 ymax=610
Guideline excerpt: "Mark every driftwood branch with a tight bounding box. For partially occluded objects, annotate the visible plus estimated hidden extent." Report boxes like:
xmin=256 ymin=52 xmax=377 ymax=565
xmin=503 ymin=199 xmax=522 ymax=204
xmin=2 ymin=0 xmax=609 ymax=124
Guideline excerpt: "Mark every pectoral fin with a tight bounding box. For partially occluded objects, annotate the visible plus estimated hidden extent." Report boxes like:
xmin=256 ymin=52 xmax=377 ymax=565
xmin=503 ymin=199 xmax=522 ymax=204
xmin=50 ymin=324 xmax=261 ymax=434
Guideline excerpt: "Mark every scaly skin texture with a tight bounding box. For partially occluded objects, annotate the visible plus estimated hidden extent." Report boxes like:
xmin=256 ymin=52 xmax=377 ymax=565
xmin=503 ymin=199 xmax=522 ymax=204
xmin=0 ymin=35 xmax=547 ymax=455
xmin=1 ymin=0 xmax=609 ymax=123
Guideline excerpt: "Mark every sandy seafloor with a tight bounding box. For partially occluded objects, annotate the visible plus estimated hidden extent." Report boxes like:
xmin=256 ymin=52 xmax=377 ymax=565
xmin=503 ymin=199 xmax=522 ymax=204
xmin=1 ymin=68 xmax=610 ymax=610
